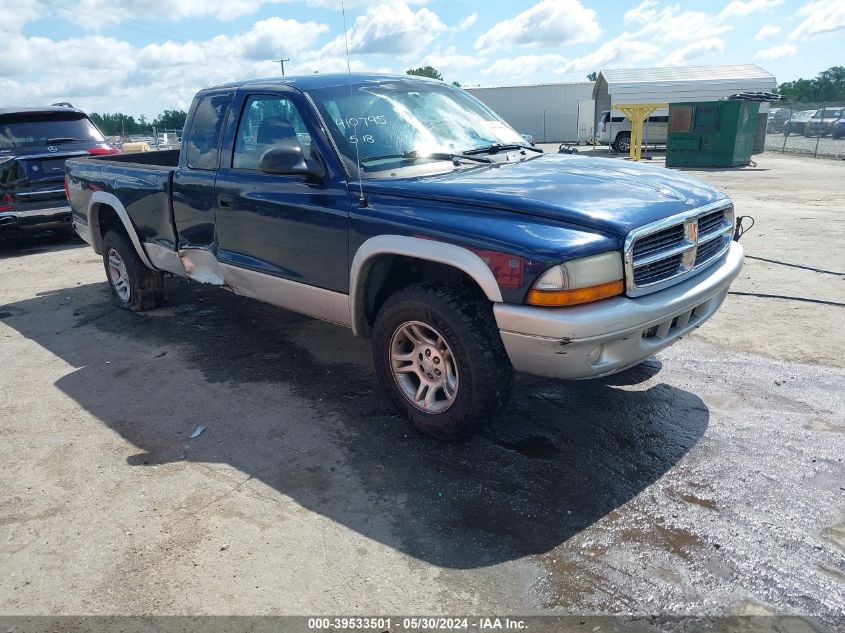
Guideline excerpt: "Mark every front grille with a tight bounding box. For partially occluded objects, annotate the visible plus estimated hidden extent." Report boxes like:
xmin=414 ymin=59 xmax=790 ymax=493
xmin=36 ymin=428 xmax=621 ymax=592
xmin=698 ymin=209 xmax=729 ymax=235
xmin=626 ymin=203 xmax=734 ymax=296
xmin=634 ymin=253 xmax=683 ymax=285
xmin=695 ymin=235 xmax=728 ymax=265
xmin=633 ymin=224 xmax=684 ymax=258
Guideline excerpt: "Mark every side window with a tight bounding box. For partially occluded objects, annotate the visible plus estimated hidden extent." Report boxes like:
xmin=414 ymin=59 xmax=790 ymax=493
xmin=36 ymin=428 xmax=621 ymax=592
xmin=233 ymin=95 xmax=312 ymax=170
xmin=186 ymin=94 xmax=231 ymax=170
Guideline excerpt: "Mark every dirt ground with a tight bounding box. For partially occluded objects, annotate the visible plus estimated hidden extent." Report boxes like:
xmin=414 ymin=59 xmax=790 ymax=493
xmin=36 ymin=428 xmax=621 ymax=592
xmin=1 ymin=151 xmax=843 ymax=629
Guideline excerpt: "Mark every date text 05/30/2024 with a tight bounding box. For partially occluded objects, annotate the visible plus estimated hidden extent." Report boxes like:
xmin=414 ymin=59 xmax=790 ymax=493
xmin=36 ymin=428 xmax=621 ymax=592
xmin=307 ymin=617 xmax=528 ymax=631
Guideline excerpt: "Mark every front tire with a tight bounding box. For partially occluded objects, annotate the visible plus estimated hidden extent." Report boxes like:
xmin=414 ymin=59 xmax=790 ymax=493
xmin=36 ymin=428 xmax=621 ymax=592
xmin=102 ymin=230 xmax=164 ymax=311
xmin=372 ymin=282 xmax=513 ymax=440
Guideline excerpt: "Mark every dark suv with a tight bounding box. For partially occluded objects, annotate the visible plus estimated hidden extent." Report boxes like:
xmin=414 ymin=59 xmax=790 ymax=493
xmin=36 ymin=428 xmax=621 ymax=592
xmin=1 ymin=105 xmax=118 ymax=238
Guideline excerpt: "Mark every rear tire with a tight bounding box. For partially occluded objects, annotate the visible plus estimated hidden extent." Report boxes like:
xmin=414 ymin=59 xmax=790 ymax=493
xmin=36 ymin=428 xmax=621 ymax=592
xmin=612 ymin=132 xmax=631 ymax=153
xmin=372 ymin=282 xmax=513 ymax=440
xmin=102 ymin=230 xmax=164 ymax=311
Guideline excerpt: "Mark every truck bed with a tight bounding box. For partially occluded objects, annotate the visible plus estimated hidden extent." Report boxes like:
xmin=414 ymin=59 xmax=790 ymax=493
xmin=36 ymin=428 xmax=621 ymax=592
xmin=65 ymin=150 xmax=180 ymax=252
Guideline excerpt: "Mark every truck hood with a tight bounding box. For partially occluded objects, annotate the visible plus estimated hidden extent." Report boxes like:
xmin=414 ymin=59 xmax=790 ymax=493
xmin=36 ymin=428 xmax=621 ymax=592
xmin=364 ymin=153 xmax=729 ymax=236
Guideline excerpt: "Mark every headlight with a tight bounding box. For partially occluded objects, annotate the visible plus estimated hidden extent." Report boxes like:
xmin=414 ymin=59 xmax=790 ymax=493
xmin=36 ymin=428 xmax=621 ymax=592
xmin=526 ymin=251 xmax=624 ymax=306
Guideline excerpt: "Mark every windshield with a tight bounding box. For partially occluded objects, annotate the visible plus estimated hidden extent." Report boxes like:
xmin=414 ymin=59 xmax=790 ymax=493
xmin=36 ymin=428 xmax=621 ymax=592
xmin=0 ymin=112 xmax=105 ymax=149
xmin=306 ymin=79 xmax=526 ymax=176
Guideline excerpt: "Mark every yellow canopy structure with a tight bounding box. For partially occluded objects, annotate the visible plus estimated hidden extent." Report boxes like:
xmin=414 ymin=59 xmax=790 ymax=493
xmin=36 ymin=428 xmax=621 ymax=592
xmin=616 ymin=103 xmax=668 ymax=161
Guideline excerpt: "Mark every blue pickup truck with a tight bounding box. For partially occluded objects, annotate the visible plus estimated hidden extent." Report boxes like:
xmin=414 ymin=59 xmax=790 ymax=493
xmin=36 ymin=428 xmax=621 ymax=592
xmin=65 ymin=74 xmax=744 ymax=438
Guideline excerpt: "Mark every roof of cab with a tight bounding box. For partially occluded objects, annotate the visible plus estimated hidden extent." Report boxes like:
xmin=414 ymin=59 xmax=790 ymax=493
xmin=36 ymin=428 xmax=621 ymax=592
xmin=202 ymin=72 xmax=441 ymax=93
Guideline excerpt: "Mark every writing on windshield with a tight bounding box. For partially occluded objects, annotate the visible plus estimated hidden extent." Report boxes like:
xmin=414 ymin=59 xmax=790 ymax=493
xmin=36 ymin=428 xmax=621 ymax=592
xmin=308 ymin=80 xmax=525 ymax=175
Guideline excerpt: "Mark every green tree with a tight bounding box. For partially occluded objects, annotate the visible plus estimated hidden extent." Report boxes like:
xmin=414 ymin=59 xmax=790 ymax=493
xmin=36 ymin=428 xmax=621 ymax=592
xmin=152 ymin=109 xmax=188 ymax=131
xmin=777 ymin=66 xmax=845 ymax=103
xmin=90 ymin=112 xmax=142 ymax=136
xmin=451 ymin=80 xmax=462 ymax=87
xmin=406 ymin=65 xmax=443 ymax=80
xmin=586 ymin=71 xmax=598 ymax=81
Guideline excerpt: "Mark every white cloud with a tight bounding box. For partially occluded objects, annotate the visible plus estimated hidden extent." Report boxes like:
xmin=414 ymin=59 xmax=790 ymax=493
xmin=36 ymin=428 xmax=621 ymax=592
xmin=755 ymin=24 xmax=781 ymax=39
xmin=420 ymin=47 xmax=485 ymax=75
xmin=719 ymin=0 xmax=784 ymax=19
xmin=789 ymin=0 xmax=845 ymax=40
xmin=0 ymin=0 xmax=44 ymax=34
xmin=455 ymin=13 xmax=478 ymax=32
xmin=631 ymin=5 xmax=731 ymax=45
xmin=0 ymin=16 xmax=340 ymax=117
xmin=624 ymin=0 xmax=659 ymax=24
xmin=663 ymin=37 xmax=725 ymax=65
xmin=562 ymin=38 xmax=658 ymax=73
xmin=483 ymin=54 xmax=568 ymax=78
xmin=474 ymin=0 xmax=601 ymax=51
xmin=322 ymin=1 xmax=446 ymax=56
xmin=755 ymin=43 xmax=797 ymax=60
xmin=67 ymin=0 xmax=294 ymax=29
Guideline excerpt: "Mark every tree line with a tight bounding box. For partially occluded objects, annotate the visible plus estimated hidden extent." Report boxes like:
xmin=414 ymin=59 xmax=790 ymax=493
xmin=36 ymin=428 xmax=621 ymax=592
xmin=776 ymin=66 xmax=844 ymax=104
xmin=89 ymin=109 xmax=188 ymax=136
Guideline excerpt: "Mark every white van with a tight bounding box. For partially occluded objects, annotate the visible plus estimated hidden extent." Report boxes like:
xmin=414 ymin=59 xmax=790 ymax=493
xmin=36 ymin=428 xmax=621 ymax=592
xmin=596 ymin=110 xmax=669 ymax=152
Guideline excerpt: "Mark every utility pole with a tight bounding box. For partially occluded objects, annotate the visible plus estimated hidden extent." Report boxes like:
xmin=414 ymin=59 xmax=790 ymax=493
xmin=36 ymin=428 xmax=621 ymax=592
xmin=273 ymin=58 xmax=290 ymax=76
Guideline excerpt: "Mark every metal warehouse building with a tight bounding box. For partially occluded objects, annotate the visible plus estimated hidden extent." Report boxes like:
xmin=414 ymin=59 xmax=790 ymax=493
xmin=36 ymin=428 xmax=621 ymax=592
xmin=466 ymin=82 xmax=595 ymax=144
xmin=593 ymin=63 xmax=777 ymax=132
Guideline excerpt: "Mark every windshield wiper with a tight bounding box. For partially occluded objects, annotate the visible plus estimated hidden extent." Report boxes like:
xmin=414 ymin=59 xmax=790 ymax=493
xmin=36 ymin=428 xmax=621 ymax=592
xmin=463 ymin=143 xmax=542 ymax=155
xmin=46 ymin=137 xmax=87 ymax=144
xmin=360 ymin=150 xmax=492 ymax=165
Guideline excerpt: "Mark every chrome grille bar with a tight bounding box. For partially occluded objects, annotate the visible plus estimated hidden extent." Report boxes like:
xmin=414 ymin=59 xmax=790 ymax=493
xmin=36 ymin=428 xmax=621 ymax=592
xmin=624 ymin=201 xmax=734 ymax=297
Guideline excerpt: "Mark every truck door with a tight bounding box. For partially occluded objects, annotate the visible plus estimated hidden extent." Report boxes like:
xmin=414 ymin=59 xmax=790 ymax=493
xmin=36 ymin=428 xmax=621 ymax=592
xmin=171 ymin=90 xmax=232 ymax=281
xmin=213 ymin=91 xmax=350 ymax=294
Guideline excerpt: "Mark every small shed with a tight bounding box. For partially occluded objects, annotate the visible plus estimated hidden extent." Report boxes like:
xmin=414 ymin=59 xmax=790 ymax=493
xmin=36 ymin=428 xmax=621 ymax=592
xmin=466 ymin=82 xmax=595 ymax=143
xmin=593 ymin=63 xmax=777 ymax=134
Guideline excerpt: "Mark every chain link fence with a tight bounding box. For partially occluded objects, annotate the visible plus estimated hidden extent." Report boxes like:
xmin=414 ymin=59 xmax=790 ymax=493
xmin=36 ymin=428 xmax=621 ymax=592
xmin=765 ymin=102 xmax=845 ymax=159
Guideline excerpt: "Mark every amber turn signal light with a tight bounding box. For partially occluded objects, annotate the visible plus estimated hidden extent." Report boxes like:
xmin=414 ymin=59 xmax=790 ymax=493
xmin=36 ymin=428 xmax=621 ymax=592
xmin=526 ymin=279 xmax=624 ymax=307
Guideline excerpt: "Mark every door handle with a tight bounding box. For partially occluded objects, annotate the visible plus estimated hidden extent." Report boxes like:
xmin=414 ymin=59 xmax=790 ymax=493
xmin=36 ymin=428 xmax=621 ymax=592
xmin=218 ymin=194 xmax=234 ymax=209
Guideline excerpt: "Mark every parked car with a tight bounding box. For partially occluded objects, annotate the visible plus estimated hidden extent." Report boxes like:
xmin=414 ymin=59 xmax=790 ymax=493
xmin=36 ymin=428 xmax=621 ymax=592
xmin=65 ymin=74 xmax=744 ymax=439
xmin=804 ymin=106 xmax=845 ymax=137
xmin=782 ymin=109 xmax=817 ymax=136
xmin=766 ymin=107 xmax=790 ymax=133
xmin=596 ymin=110 xmax=669 ymax=152
xmin=0 ymin=105 xmax=118 ymax=238
xmin=831 ymin=117 xmax=845 ymax=139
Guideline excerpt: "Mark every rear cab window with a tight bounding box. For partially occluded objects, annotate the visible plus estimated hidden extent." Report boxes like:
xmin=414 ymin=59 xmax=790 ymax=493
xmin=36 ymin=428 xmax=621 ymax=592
xmin=185 ymin=94 xmax=232 ymax=170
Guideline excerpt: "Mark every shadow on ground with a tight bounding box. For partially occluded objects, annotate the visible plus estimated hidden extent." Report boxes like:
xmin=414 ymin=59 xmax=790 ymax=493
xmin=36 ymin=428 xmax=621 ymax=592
xmin=2 ymin=278 xmax=709 ymax=568
xmin=0 ymin=230 xmax=85 ymax=259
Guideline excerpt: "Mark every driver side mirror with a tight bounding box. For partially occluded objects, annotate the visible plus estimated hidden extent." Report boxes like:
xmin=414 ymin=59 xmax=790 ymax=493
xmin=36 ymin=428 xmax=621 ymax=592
xmin=259 ymin=139 xmax=325 ymax=180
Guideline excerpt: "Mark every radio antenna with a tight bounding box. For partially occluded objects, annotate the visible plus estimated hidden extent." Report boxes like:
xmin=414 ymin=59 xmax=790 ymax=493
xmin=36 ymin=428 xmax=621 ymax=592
xmin=341 ymin=0 xmax=366 ymax=207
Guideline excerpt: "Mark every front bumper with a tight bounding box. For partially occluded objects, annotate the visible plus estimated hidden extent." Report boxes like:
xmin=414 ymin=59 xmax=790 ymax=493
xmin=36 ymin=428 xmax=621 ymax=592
xmin=495 ymin=242 xmax=744 ymax=379
xmin=0 ymin=205 xmax=73 ymax=234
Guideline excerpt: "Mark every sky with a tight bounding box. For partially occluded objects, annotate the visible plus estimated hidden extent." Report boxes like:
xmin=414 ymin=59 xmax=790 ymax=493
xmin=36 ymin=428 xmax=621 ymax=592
xmin=1 ymin=0 xmax=842 ymax=118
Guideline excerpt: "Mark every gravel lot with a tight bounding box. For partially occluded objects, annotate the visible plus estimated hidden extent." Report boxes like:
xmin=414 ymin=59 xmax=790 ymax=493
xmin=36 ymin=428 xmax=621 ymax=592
xmin=764 ymin=131 xmax=845 ymax=159
xmin=1 ymin=151 xmax=843 ymax=630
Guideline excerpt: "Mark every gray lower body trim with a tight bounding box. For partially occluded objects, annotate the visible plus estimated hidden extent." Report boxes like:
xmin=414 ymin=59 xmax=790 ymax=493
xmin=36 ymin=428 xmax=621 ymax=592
xmin=495 ymin=242 xmax=744 ymax=380
xmin=139 ymin=243 xmax=350 ymax=327
xmin=219 ymin=263 xmax=351 ymax=328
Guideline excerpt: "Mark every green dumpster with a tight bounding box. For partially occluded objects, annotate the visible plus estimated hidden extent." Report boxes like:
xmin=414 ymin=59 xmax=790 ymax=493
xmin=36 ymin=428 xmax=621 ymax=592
xmin=666 ymin=100 xmax=760 ymax=168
